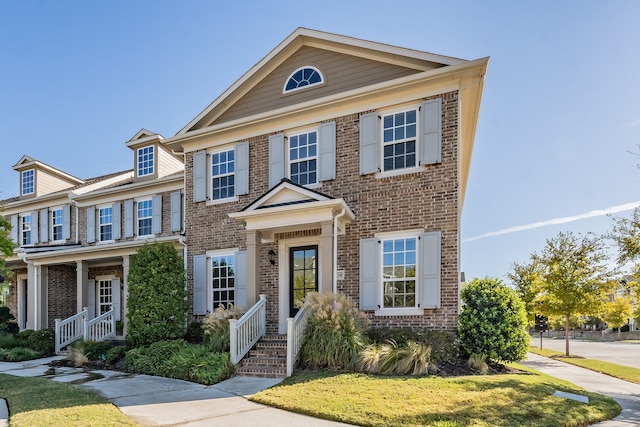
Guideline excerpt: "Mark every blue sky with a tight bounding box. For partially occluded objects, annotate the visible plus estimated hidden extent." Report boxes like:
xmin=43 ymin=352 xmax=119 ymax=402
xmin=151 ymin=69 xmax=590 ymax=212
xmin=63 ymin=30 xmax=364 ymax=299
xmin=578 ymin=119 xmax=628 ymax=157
xmin=1 ymin=1 xmax=638 ymax=281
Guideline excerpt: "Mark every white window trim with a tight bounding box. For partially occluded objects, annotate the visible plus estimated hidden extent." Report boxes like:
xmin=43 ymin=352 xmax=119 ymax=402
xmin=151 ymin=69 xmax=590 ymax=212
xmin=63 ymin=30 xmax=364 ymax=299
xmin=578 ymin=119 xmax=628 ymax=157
xmin=20 ymin=213 xmax=32 ymax=246
xmin=135 ymin=197 xmax=154 ymax=238
xmin=50 ymin=206 xmax=65 ymax=243
xmin=286 ymin=126 xmax=321 ymax=188
xmin=282 ymin=66 xmax=325 ymax=94
xmin=95 ymin=275 xmax=115 ymax=316
xmin=374 ymin=229 xmax=423 ymax=316
xmin=97 ymin=204 xmax=114 ymax=244
xmin=207 ymin=147 xmax=238 ymax=206
xmin=137 ymin=145 xmax=155 ymax=177
xmin=206 ymin=248 xmax=239 ymax=313
xmin=21 ymin=169 xmax=35 ymax=196
xmin=376 ymin=104 xmax=423 ymax=179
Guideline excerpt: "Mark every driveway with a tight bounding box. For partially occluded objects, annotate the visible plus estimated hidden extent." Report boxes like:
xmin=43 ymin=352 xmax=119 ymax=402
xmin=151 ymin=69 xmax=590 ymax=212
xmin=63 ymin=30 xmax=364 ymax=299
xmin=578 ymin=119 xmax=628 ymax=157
xmin=533 ymin=336 xmax=640 ymax=369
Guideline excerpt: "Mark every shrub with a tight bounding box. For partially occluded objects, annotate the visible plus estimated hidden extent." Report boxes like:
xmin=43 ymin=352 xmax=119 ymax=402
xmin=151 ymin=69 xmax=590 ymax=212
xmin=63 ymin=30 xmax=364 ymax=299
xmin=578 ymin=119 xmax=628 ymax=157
xmin=298 ymin=292 xmax=369 ymax=370
xmin=458 ymin=277 xmax=529 ymax=363
xmin=125 ymin=339 xmax=189 ymax=373
xmin=185 ymin=320 xmax=204 ymax=344
xmin=364 ymin=328 xmax=458 ymax=363
xmin=127 ymin=243 xmax=188 ymax=347
xmin=16 ymin=329 xmax=34 ymax=347
xmin=468 ymin=353 xmax=489 ymax=374
xmin=358 ymin=340 xmax=436 ymax=375
xmin=26 ymin=328 xmax=55 ymax=355
xmin=0 ymin=347 xmax=40 ymax=362
xmin=0 ymin=332 xmax=19 ymax=349
xmin=70 ymin=340 xmax=114 ymax=361
xmin=0 ymin=306 xmax=18 ymax=335
xmin=105 ymin=345 xmax=126 ymax=363
xmin=68 ymin=345 xmax=90 ymax=367
xmin=202 ymin=304 xmax=244 ymax=352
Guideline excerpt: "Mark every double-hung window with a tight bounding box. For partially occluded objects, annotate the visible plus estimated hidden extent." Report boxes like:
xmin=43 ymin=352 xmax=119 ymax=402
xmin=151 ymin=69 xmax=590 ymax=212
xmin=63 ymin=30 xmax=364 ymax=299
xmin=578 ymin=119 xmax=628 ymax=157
xmin=289 ymin=130 xmax=318 ymax=186
xmin=51 ymin=208 xmax=63 ymax=241
xmin=137 ymin=146 xmax=154 ymax=177
xmin=211 ymin=149 xmax=235 ymax=201
xmin=21 ymin=169 xmax=34 ymax=196
xmin=99 ymin=206 xmax=113 ymax=242
xmin=382 ymin=109 xmax=417 ymax=172
xmin=211 ymin=253 xmax=235 ymax=309
xmin=382 ymin=237 xmax=417 ymax=308
xmin=137 ymin=198 xmax=153 ymax=236
xmin=21 ymin=214 xmax=31 ymax=245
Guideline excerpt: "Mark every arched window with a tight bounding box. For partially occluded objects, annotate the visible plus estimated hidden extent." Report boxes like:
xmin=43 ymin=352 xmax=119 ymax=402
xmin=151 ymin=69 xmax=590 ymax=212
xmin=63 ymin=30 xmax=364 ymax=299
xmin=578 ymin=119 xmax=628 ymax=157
xmin=283 ymin=66 xmax=324 ymax=93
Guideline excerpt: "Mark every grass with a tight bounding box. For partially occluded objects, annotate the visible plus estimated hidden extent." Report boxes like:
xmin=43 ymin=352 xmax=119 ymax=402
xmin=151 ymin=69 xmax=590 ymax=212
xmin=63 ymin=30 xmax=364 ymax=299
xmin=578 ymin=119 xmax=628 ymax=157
xmin=0 ymin=373 xmax=139 ymax=427
xmin=251 ymin=368 xmax=620 ymax=427
xmin=529 ymin=346 xmax=640 ymax=384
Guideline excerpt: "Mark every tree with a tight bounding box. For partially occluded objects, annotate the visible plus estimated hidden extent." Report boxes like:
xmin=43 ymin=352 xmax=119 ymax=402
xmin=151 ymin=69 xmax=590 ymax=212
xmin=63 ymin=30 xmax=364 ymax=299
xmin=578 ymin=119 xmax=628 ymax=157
xmin=127 ymin=243 xmax=188 ymax=347
xmin=603 ymin=296 xmax=632 ymax=338
xmin=0 ymin=207 xmax=16 ymax=303
xmin=610 ymin=207 xmax=640 ymax=274
xmin=533 ymin=232 xmax=614 ymax=356
xmin=508 ymin=260 xmax=541 ymax=328
xmin=458 ymin=277 xmax=529 ymax=363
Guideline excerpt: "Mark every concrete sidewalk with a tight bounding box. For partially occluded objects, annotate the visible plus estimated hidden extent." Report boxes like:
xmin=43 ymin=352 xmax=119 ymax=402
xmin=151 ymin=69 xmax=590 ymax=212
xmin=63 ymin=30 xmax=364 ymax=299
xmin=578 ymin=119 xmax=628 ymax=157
xmin=0 ymin=357 xmax=354 ymax=426
xmin=522 ymin=352 xmax=640 ymax=426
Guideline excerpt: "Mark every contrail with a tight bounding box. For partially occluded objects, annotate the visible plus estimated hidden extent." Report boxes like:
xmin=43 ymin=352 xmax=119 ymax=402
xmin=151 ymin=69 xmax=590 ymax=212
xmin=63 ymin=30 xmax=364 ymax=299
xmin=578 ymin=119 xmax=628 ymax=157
xmin=463 ymin=201 xmax=640 ymax=242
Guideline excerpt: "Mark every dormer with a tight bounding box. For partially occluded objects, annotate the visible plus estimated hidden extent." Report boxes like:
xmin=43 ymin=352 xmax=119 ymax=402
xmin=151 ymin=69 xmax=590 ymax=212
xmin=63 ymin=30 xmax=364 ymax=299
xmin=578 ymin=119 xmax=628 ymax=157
xmin=126 ymin=129 xmax=184 ymax=182
xmin=12 ymin=155 xmax=84 ymax=199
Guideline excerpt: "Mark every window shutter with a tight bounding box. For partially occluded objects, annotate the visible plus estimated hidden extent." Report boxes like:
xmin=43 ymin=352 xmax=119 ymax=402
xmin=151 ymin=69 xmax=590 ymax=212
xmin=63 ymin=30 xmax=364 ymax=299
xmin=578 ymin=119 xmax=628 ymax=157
xmin=234 ymin=251 xmax=247 ymax=309
xmin=86 ymin=207 xmax=95 ymax=243
xmin=30 ymin=211 xmax=39 ymax=244
xmin=112 ymin=203 xmax=121 ymax=240
xmin=87 ymin=279 xmax=96 ymax=319
xmin=268 ymin=133 xmax=285 ymax=188
xmin=359 ymin=238 xmax=379 ymax=310
xmin=170 ymin=191 xmax=182 ymax=232
xmin=39 ymin=209 xmax=48 ymax=243
xmin=10 ymin=215 xmax=18 ymax=243
xmin=359 ymin=112 xmax=379 ymax=175
xmin=235 ymin=142 xmax=249 ymax=195
xmin=420 ymin=231 xmax=441 ymax=309
xmin=193 ymin=255 xmax=208 ymax=315
xmin=152 ymin=195 xmax=162 ymax=234
xmin=421 ymin=99 xmax=442 ymax=165
xmin=193 ymin=151 xmax=207 ymax=202
xmin=62 ymin=204 xmax=71 ymax=240
xmin=124 ymin=200 xmax=134 ymax=238
xmin=112 ymin=278 xmax=121 ymax=321
xmin=318 ymin=121 xmax=336 ymax=181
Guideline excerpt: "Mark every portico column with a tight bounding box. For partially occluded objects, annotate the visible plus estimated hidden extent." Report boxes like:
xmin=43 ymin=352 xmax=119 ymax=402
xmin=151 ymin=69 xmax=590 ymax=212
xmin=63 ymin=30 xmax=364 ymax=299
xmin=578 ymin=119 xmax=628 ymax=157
xmin=122 ymin=255 xmax=130 ymax=336
xmin=319 ymin=221 xmax=334 ymax=294
xmin=26 ymin=261 xmax=36 ymax=330
xmin=245 ymin=229 xmax=261 ymax=306
xmin=76 ymin=260 xmax=88 ymax=313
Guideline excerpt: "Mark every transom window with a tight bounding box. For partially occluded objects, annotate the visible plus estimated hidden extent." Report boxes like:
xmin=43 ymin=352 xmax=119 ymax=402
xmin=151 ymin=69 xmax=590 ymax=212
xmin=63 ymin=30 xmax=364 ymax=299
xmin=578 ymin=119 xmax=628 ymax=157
xmin=289 ymin=131 xmax=317 ymax=186
xmin=51 ymin=208 xmax=63 ymax=241
xmin=382 ymin=109 xmax=417 ymax=171
xmin=99 ymin=206 xmax=113 ymax=242
xmin=97 ymin=279 xmax=113 ymax=315
xmin=382 ymin=237 xmax=417 ymax=308
xmin=283 ymin=66 xmax=324 ymax=93
xmin=137 ymin=199 xmax=153 ymax=236
xmin=137 ymin=146 xmax=155 ymax=177
xmin=21 ymin=169 xmax=34 ymax=196
xmin=211 ymin=149 xmax=235 ymax=201
xmin=212 ymin=254 xmax=235 ymax=309
xmin=21 ymin=214 xmax=31 ymax=245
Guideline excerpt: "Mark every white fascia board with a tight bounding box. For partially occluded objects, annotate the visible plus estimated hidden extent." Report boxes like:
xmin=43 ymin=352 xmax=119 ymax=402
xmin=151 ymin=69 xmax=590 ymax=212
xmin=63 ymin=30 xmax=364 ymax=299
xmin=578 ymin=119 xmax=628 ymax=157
xmin=71 ymin=174 xmax=183 ymax=207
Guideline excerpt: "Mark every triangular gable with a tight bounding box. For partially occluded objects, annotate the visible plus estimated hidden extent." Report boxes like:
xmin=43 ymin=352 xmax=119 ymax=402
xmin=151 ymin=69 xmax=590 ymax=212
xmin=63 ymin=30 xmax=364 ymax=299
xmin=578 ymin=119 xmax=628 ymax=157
xmin=12 ymin=155 xmax=36 ymax=169
xmin=178 ymin=27 xmax=465 ymax=134
xmin=128 ymin=128 xmax=161 ymax=142
xmin=241 ymin=178 xmax=332 ymax=212
xmin=12 ymin=155 xmax=84 ymax=184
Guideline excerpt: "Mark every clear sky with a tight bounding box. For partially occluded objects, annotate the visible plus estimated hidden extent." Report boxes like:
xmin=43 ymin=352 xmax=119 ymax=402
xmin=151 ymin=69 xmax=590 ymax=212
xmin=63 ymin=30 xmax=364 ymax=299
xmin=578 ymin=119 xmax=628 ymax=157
xmin=1 ymin=1 xmax=638 ymax=282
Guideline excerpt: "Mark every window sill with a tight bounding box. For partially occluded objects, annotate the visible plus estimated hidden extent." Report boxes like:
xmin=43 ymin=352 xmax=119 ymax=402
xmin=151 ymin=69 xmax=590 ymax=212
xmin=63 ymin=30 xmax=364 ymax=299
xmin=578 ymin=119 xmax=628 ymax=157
xmin=375 ymin=166 xmax=423 ymax=179
xmin=135 ymin=234 xmax=156 ymax=241
xmin=374 ymin=308 xmax=423 ymax=317
xmin=206 ymin=196 xmax=238 ymax=206
xmin=97 ymin=240 xmax=115 ymax=245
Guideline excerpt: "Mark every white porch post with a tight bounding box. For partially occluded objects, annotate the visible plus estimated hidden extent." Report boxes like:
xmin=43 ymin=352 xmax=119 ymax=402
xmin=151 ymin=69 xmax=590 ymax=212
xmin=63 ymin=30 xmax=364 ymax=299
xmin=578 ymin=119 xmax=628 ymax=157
xmin=245 ymin=229 xmax=261 ymax=307
xmin=26 ymin=262 xmax=36 ymax=330
xmin=122 ymin=254 xmax=130 ymax=336
xmin=37 ymin=265 xmax=48 ymax=329
xmin=319 ymin=221 xmax=334 ymax=294
xmin=76 ymin=260 xmax=88 ymax=313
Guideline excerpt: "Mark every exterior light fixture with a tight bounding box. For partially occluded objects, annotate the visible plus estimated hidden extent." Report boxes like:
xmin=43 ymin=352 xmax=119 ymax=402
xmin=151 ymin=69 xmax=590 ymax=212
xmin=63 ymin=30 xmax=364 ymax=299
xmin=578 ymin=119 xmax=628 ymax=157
xmin=268 ymin=250 xmax=276 ymax=266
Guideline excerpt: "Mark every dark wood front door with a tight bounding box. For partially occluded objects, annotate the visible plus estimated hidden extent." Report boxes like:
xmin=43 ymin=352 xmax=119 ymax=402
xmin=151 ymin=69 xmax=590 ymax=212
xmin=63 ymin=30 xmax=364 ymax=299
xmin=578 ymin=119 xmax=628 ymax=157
xmin=289 ymin=245 xmax=318 ymax=317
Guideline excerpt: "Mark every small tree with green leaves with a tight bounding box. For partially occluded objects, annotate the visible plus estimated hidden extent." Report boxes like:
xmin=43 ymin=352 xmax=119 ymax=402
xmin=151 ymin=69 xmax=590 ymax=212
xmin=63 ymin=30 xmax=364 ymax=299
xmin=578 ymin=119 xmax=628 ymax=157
xmin=127 ymin=243 xmax=188 ymax=347
xmin=508 ymin=260 xmax=541 ymax=328
xmin=0 ymin=208 xmax=16 ymax=301
xmin=533 ymin=232 xmax=614 ymax=356
xmin=604 ymin=296 xmax=632 ymax=338
xmin=458 ymin=277 xmax=529 ymax=363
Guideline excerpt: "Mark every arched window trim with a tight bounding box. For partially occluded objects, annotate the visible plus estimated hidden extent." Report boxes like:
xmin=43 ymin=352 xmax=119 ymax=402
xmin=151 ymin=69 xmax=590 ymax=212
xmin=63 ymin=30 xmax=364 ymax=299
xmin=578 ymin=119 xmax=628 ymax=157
xmin=283 ymin=66 xmax=324 ymax=94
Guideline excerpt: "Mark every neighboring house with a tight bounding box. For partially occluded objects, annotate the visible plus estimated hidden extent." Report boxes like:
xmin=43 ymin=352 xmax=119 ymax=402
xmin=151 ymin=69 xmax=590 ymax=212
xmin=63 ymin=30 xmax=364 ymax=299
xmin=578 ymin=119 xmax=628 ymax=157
xmin=1 ymin=28 xmax=488 ymax=352
xmin=2 ymin=129 xmax=184 ymax=335
xmin=162 ymin=28 xmax=488 ymax=335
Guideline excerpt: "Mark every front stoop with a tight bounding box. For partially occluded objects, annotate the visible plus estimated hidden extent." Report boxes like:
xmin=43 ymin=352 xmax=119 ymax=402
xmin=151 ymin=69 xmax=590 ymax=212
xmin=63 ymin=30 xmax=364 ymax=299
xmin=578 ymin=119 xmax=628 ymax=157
xmin=235 ymin=335 xmax=287 ymax=378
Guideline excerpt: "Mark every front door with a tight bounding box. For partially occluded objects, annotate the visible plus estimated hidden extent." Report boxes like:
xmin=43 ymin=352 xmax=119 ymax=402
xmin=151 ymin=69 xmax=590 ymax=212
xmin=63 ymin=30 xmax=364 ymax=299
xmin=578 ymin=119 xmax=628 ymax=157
xmin=289 ymin=245 xmax=318 ymax=317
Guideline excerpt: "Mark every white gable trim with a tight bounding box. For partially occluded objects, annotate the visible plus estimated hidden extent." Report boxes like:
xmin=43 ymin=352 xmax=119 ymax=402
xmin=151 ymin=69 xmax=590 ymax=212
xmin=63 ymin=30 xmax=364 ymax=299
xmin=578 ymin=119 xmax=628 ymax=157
xmin=242 ymin=180 xmax=330 ymax=213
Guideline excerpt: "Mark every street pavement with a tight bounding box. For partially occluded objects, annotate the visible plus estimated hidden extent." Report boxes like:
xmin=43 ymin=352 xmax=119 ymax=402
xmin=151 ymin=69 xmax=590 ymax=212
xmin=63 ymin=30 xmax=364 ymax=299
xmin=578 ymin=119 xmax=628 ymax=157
xmin=533 ymin=336 xmax=640 ymax=369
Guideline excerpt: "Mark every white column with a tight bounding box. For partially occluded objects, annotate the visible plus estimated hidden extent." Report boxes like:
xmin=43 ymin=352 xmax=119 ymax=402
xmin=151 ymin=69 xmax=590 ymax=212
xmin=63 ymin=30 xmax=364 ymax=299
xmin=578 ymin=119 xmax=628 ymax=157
xmin=26 ymin=262 xmax=36 ymax=330
xmin=319 ymin=221 xmax=334 ymax=294
xmin=76 ymin=260 xmax=88 ymax=313
xmin=245 ymin=230 xmax=261 ymax=307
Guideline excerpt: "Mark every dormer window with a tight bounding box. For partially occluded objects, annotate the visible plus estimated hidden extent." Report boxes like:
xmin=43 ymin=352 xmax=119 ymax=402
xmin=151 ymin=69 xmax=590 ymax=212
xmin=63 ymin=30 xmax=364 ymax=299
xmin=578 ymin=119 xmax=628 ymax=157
xmin=283 ymin=66 xmax=324 ymax=94
xmin=21 ymin=169 xmax=34 ymax=196
xmin=137 ymin=146 xmax=155 ymax=177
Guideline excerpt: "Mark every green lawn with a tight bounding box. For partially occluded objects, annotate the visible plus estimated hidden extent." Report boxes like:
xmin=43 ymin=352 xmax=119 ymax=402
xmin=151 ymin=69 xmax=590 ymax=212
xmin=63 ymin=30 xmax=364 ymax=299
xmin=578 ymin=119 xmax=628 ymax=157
xmin=529 ymin=346 xmax=640 ymax=384
xmin=0 ymin=373 xmax=138 ymax=427
xmin=251 ymin=368 xmax=620 ymax=427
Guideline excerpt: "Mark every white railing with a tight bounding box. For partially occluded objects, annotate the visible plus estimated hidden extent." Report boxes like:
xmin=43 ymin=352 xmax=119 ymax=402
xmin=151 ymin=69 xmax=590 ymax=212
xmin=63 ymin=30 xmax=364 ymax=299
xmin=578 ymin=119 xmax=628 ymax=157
xmin=54 ymin=308 xmax=116 ymax=354
xmin=55 ymin=308 xmax=87 ymax=354
xmin=286 ymin=304 xmax=307 ymax=377
xmin=229 ymin=294 xmax=266 ymax=364
xmin=87 ymin=309 xmax=116 ymax=342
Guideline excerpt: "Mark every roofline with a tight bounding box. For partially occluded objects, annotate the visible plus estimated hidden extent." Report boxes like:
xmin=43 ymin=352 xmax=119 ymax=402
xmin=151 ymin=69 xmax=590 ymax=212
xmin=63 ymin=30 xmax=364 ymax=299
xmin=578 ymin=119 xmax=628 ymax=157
xmin=70 ymin=172 xmax=184 ymax=204
xmin=12 ymin=156 xmax=85 ymax=185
